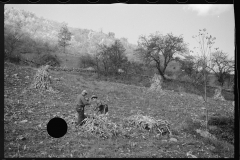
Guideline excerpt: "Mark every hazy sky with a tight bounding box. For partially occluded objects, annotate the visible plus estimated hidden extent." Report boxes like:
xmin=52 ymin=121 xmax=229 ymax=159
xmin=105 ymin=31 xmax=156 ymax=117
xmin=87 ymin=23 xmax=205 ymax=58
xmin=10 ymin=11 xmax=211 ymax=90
xmin=5 ymin=4 xmax=234 ymax=58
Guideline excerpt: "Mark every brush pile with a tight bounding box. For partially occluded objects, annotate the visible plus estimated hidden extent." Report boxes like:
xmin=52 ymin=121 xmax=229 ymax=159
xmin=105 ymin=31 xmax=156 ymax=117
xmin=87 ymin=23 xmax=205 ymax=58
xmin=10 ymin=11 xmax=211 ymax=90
xmin=124 ymin=112 xmax=172 ymax=137
xmin=79 ymin=111 xmax=172 ymax=139
xmin=30 ymin=65 xmax=55 ymax=92
xmin=80 ymin=114 xmax=122 ymax=139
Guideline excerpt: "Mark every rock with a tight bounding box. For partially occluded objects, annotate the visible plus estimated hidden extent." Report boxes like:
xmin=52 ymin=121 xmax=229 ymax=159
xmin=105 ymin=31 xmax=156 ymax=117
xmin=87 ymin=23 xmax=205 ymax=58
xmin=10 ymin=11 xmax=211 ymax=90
xmin=186 ymin=151 xmax=197 ymax=158
xmin=198 ymin=96 xmax=204 ymax=101
xmin=196 ymin=129 xmax=217 ymax=139
xmin=19 ymin=120 xmax=28 ymax=123
xmin=169 ymin=137 xmax=178 ymax=142
xmin=38 ymin=124 xmax=42 ymax=128
xmin=17 ymin=135 xmax=26 ymax=141
xmin=209 ymin=125 xmax=218 ymax=131
xmin=28 ymin=110 xmax=33 ymax=113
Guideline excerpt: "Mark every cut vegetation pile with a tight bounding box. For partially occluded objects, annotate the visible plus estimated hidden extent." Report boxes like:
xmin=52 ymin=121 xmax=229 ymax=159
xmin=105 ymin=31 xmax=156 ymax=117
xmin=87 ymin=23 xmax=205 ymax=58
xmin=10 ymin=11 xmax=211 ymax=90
xmin=30 ymin=65 xmax=56 ymax=92
xmin=148 ymin=74 xmax=165 ymax=96
xmin=80 ymin=112 xmax=172 ymax=139
xmin=124 ymin=112 xmax=171 ymax=137
xmin=80 ymin=114 xmax=122 ymax=139
xmin=213 ymin=87 xmax=225 ymax=101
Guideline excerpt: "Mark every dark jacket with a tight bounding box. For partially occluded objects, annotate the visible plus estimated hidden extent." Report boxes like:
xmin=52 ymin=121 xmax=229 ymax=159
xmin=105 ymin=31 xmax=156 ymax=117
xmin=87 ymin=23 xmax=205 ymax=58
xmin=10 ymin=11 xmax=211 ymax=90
xmin=76 ymin=94 xmax=90 ymax=112
xmin=93 ymin=100 xmax=108 ymax=114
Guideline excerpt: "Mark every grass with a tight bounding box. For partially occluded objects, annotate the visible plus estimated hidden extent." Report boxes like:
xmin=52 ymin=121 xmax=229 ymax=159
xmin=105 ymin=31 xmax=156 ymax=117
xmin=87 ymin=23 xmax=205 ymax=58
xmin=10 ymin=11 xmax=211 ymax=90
xmin=4 ymin=61 xmax=235 ymax=158
xmin=91 ymin=73 xmax=234 ymax=101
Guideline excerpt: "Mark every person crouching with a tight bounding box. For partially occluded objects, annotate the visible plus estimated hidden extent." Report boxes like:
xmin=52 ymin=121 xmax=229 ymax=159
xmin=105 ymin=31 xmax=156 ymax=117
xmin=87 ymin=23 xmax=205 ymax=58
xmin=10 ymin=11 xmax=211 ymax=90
xmin=91 ymin=95 xmax=108 ymax=115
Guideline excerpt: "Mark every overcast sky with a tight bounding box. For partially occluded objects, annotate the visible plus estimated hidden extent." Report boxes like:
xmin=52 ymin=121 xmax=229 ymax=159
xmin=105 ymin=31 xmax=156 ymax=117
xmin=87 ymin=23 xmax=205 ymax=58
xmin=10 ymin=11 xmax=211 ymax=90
xmin=5 ymin=4 xmax=234 ymax=58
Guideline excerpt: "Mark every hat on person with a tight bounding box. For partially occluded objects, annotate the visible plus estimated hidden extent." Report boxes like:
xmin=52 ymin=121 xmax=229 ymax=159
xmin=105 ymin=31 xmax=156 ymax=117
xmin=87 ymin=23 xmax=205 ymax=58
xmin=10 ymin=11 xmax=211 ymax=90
xmin=91 ymin=95 xmax=98 ymax=99
xmin=82 ymin=90 xmax=87 ymax=95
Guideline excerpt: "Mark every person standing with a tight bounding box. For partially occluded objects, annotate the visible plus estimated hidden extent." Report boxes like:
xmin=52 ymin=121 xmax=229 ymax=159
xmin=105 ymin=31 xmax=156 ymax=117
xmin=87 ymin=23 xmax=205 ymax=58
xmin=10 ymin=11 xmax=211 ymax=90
xmin=75 ymin=90 xmax=90 ymax=126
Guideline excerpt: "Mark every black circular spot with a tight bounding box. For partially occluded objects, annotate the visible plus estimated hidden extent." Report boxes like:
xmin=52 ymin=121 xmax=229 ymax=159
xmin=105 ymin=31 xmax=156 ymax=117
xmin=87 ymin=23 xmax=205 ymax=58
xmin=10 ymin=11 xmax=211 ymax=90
xmin=47 ymin=117 xmax=68 ymax=138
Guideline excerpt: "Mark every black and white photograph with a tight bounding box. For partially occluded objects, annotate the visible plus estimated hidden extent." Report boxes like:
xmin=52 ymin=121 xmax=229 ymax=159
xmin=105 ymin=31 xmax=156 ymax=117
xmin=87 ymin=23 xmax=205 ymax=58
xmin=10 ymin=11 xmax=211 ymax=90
xmin=4 ymin=3 xmax=235 ymax=158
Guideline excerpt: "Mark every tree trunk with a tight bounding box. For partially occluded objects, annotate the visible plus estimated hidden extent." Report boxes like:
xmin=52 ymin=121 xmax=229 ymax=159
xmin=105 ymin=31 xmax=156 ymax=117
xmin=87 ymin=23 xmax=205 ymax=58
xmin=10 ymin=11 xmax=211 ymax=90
xmin=156 ymin=62 xmax=166 ymax=80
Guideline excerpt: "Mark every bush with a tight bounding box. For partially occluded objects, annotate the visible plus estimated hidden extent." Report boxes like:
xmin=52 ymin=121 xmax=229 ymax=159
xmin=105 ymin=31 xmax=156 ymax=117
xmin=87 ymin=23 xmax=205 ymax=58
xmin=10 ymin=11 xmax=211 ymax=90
xmin=5 ymin=52 xmax=21 ymax=64
xmin=37 ymin=54 xmax=61 ymax=67
xmin=6 ymin=55 xmax=21 ymax=64
xmin=208 ymin=115 xmax=234 ymax=144
xmin=208 ymin=116 xmax=233 ymax=127
xmin=181 ymin=117 xmax=202 ymax=135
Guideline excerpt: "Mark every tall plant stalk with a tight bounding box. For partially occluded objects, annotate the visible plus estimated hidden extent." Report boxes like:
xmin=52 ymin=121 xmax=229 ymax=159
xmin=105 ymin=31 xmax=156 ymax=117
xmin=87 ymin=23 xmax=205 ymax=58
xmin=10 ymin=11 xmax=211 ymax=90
xmin=193 ymin=28 xmax=216 ymax=131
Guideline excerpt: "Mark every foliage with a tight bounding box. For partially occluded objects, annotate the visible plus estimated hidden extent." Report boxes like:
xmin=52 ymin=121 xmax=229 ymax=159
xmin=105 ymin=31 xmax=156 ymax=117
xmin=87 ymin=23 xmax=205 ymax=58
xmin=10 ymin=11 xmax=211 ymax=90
xmin=78 ymin=53 xmax=96 ymax=68
xmin=179 ymin=55 xmax=195 ymax=76
xmin=208 ymin=115 xmax=234 ymax=144
xmin=5 ymin=52 xmax=21 ymax=64
xmin=4 ymin=7 xmax=138 ymax=66
xmin=207 ymin=50 xmax=234 ymax=87
xmin=97 ymin=40 xmax=128 ymax=75
xmin=36 ymin=54 xmax=61 ymax=67
xmin=108 ymin=32 xmax=115 ymax=38
xmin=136 ymin=32 xmax=188 ymax=80
xmin=184 ymin=56 xmax=211 ymax=86
xmin=58 ymin=23 xmax=72 ymax=54
xmin=4 ymin=8 xmax=28 ymax=58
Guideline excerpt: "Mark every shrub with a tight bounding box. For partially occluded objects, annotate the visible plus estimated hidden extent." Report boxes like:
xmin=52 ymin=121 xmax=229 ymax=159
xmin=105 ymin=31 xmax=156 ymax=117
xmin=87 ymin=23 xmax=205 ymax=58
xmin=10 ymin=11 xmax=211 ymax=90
xmin=181 ymin=117 xmax=202 ymax=135
xmin=208 ymin=115 xmax=234 ymax=144
xmin=5 ymin=53 xmax=21 ymax=64
xmin=37 ymin=54 xmax=61 ymax=67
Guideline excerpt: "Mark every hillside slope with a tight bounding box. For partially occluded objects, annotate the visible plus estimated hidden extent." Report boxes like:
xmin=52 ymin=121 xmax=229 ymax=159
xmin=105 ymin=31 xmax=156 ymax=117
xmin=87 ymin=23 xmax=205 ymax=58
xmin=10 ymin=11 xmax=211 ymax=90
xmin=4 ymin=62 xmax=234 ymax=158
xmin=4 ymin=7 xmax=138 ymax=62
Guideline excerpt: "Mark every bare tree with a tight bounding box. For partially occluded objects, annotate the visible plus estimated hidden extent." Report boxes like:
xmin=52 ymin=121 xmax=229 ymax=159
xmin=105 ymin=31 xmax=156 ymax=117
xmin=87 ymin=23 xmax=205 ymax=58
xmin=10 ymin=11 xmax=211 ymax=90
xmin=207 ymin=50 xmax=234 ymax=87
xmin=4 ymin=16 xmax=26 ymax=58
xmin=180 ymin=55 xmax=210 ymax=85
xmin=4 ymin=8 xmax=42 ymax=58
xmin=136 ymin=32 xmax=188 ymax=80
xmin=58 ymin=23 xmax=72 ymax=54
xmin=97 ymin=40 xmax=128 ymax=75
xmin=79 ymin=53 xmax=95 ymax=68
